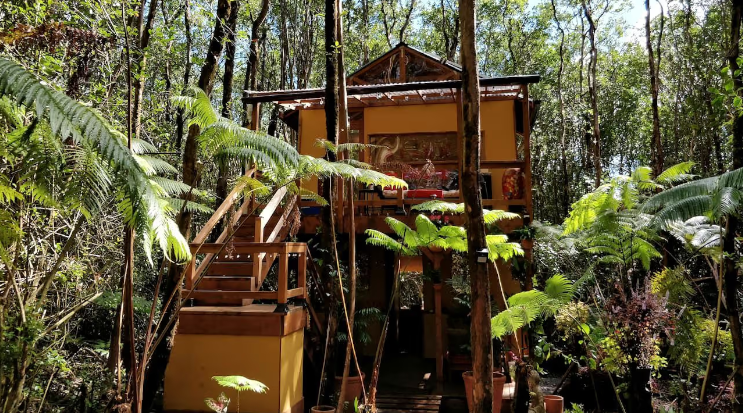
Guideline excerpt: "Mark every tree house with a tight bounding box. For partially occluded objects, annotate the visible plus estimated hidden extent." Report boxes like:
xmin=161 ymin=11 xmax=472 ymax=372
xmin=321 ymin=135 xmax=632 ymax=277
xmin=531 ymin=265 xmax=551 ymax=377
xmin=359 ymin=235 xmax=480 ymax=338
xmin=164 ymin=44 xmax=539 ymax=412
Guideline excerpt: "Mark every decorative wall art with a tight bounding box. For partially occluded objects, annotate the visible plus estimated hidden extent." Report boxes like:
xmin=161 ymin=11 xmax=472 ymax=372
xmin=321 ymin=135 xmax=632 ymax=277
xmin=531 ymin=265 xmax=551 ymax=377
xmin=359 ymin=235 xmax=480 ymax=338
xmin=369 ymin=132 xmax=458 ymax=165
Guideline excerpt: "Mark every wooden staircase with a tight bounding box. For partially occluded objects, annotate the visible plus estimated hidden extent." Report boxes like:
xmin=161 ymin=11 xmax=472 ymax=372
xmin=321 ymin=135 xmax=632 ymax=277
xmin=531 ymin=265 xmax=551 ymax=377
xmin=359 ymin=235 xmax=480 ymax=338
xmin=182 ymin=171 xmax=308 ymax=311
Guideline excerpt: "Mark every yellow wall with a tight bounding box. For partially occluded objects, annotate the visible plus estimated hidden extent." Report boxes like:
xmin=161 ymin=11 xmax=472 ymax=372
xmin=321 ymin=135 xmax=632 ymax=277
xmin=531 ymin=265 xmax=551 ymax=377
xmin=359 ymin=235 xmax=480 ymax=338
xmin=481 ymin=100 xmax=516 ymax=161
xmin=297 ymin=101 xmax=518 ymax=197
xmin=164 ymin=333 xmax=301 ymax=413
xmin=363 ymin=104 xmax=458 ymax=137
xmin=280 ymin=331 xmax=304 ymax=413
xmin=299 ymin=110 xmax=328 ymax=195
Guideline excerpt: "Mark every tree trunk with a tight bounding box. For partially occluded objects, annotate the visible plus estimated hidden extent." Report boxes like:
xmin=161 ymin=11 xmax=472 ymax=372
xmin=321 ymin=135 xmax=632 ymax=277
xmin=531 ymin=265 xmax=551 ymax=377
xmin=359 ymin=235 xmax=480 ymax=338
xmin=318 ymin=0 xmax=340 ymax=404
xmin=335 ymin=1 xmax=357 ymax=408
xmin=725 ymin=2 xmax=743 ymax=410
xmin=142 ymin=1 xmax=233 ymax=409
xmin=215 ymin=0 xmax=240 ymax=235
xmin=131 ymin=0 xmax=160 ymax=140
xmin=242 ymin=0 xmax=271 ymax=128
xmin=583 ymin=0 xmax=602 ymax=188
xmin=551 ymin=0 xmax=569 ymax=217
xmin=175 ymin=0 xmax=192 ymax=153
xmin=645 ymin=0 xmax=664 ymax=177
xmin=459 ymin=3 xmax=494 ymax=413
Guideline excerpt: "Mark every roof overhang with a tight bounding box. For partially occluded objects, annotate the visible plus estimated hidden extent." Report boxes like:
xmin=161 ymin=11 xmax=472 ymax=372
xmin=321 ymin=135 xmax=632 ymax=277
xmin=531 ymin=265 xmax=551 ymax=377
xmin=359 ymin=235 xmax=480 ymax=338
xmin=242 ymin=75 xmax=541 ymax=109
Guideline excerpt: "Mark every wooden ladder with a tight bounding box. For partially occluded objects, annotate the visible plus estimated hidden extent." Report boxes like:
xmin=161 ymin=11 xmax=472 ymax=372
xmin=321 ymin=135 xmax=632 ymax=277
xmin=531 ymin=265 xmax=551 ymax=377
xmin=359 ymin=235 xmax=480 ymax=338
xmin=182 ymin=170 xmax=307 ymax=311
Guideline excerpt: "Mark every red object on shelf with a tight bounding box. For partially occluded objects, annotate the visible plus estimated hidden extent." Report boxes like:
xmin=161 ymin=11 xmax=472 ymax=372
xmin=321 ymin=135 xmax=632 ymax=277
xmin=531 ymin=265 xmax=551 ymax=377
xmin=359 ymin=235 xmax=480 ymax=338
xmin=406 ymin=189 xmax=443 ymax=199
xmin=502 ymin=168 xmax=524 ymax=200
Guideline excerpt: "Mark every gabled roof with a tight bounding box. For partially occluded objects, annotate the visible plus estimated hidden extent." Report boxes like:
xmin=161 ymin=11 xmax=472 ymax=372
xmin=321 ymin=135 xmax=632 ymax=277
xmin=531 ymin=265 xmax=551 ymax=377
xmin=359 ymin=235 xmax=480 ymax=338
xmin=348 ymin=43 xmax=462 ymax=85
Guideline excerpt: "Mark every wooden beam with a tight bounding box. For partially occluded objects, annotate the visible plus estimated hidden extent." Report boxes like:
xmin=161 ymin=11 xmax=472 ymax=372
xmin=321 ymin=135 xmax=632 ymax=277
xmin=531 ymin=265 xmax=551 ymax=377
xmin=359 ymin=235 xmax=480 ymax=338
xmin=242 ymin=75 xmax=541 ymax=103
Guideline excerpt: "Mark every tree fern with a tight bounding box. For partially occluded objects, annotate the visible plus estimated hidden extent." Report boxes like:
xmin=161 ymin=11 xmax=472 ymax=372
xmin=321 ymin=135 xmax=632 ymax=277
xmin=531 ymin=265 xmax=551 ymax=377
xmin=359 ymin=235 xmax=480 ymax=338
xmin=491 ymin=274 xmax=574 ymax=339
xmin=0 ymin=57 xmax=190 ymax=262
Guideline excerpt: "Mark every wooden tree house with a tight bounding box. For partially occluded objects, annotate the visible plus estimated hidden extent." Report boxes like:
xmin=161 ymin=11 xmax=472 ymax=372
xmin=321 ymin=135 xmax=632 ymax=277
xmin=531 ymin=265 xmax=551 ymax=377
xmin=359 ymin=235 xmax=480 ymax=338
xmin=164 ymin=44 xmax=539 ymax=412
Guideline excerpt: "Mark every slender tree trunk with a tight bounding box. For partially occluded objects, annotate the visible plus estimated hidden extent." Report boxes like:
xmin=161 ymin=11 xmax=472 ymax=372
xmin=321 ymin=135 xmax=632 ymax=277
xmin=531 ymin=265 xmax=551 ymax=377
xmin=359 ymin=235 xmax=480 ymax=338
xmin=131 ymin=0 xmax=160 ymax=140
xmin=242 ymin=0 xmax=271 ymax=127
xmin=175 ymin=0 xmax=192 ymax=153
xmin=551 ymin=0 xmax=569 ymax=217
xmin=725 ymin=2 xmax=743 ymax=410
xmin=335 ymin=1 xmax=357 ymax=408
xmin=645 ymin=0 xmax=664 ymax=176
xmin=583 ymin=0 xmax=602 ymax=188
xmin=460 ymin=2 xmax=494 ymax=413
xmin=318 ymin=0 xmax=341 ymax=404
xmin=221 ymin=0 xmax=239 ymax=119
xmin=142 ymin=1 xmax=233 ymax=410
xmin=215 ymin=0 xmax=240 ymax=235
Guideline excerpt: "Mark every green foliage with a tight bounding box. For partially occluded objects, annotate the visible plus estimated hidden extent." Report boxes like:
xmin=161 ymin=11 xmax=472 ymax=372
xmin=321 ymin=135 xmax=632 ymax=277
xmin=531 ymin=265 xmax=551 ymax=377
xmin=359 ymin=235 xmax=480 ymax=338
xmin=365 ymin=215 xmax=523 ymax=262
xmin=0 ymin=57 xmax=190 ymax=263
xmin=212 ymin=376 xmax=268 ymax=393
xmin=337 ymin=307 xmax=385 ymax=345
xmin=491 ymin=274 xmax=574 ymax=339
xmin=643 ymin=167 xmax=743 ymax=227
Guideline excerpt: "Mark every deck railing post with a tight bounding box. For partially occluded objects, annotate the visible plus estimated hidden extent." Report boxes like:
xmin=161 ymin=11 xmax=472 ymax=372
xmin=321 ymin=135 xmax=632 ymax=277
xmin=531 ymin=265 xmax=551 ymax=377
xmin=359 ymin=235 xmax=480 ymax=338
xmin=275 ymin=246 xmax=290 ymax=313
xmin=185 ymin=257 xmax=195 ymax=290
xmin=297 ymin=248 xmax=307 ymax=299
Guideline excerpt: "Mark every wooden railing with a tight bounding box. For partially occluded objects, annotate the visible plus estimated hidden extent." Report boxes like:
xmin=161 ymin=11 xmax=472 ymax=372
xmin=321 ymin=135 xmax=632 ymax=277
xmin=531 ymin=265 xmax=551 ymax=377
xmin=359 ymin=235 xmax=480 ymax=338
xmin=186 ymin=169 xmax=256 ymax=290
xmin=189 ymin=242 xmax=307 ymax=305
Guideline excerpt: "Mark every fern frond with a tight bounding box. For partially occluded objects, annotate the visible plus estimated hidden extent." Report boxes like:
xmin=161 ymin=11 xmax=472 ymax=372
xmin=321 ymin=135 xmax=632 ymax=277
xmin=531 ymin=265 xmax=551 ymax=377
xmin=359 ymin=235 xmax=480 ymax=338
xmin=543 ymin=274 xmax=574 ymax=303
xmin=655 ymin=161 xmax=696 ymax=186
xmin=166 ymin=198 xmax=214 ymax=214
xmin=414 ymin=214 xmax=439 ymax=246
xmin=0 ymin=57 xmax=190 ymax=263
xmin=172 ymin=87 xmax=219 ymax=128
xmin=484 ymin=209 xmax=520 ymax=224
xmin=412 ymin=200 xmax=462 ymax=213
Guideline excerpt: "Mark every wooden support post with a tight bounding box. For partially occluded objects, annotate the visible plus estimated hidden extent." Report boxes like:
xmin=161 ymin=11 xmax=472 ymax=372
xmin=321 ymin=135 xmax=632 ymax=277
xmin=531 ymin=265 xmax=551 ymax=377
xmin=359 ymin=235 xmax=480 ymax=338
xmin=253 ymin=217 xmax=264 ymax=283
xmin=298 ymin=251 xmax=307 ymax=299
xmin=434 ymin=283 xmax=444 ymax=392
xmin=276 ymin=249 xmax=289 ymax=313
xmin=185 ymin=258 xmax=195 ymax=291
xmin=251 ymin=102 xmax=261 ymax=130
xmin=521 ymin=86 xmax=533 ymax=221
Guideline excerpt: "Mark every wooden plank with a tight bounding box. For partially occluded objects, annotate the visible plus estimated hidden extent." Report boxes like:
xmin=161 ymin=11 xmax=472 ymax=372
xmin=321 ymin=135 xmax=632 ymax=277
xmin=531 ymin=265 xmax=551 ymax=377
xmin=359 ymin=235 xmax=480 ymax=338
xmin=377 ymin=401 xmax=441 ymax=412
xmin=286 ymin=287 xmax=304 ymax=298
xmin=183 ymin=289 xmax=279 ymax=301
xmin=198 ymin=276 xmax=255 ymax=291
xmin=377 ymin=395 xmax=441 ymax=406
xmin=259 ymin=186 xmax=288 ymax=221
xmin=376 ymin=396 xmax=442 ymax=401
xmin=191 ymin=243 xmax=301 ymax=254
xmin=206 ymin=262 xmax=254 ymax=276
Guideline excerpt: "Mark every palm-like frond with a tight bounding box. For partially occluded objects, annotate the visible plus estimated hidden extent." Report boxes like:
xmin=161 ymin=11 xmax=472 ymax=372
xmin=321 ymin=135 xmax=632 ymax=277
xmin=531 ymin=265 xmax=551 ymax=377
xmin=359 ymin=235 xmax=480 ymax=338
xmin=491 ymin=274 xmax=575 ymax=339
xmin=486 ymin=234 xmax=523 ymax=262
xmin=172 ymin=87 xmax=220 ymax=129
xmin=412 ymin=200 xmax=463 ymax=213
xmin=0 ymin=57 xmax=190 ymax=262
xmin=212 ymin=376 xmax=268 ymax=393
xmin=166 ymin=198 xmax=214 ymax=214
xmin=655 ymin=161 xmax=696 ymax=186
xmin=483 ymin=209 xmax=520 ymax=224
xmin=414 ymin=214 xmax=440 ymax=246
xmin=667 ymin=216 xmax=723 ymax=251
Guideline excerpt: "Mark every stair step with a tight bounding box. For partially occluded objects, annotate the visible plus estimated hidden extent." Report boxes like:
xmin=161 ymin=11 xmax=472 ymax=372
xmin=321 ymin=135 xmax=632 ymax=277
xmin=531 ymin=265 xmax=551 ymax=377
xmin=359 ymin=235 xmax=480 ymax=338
xmin=207 ymin=262 xmax=255 ymax=276
xmin=198 ymin=276 xmax=255 ymax=291
xmin=182 ymin=290 xmax=280 ymax=306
